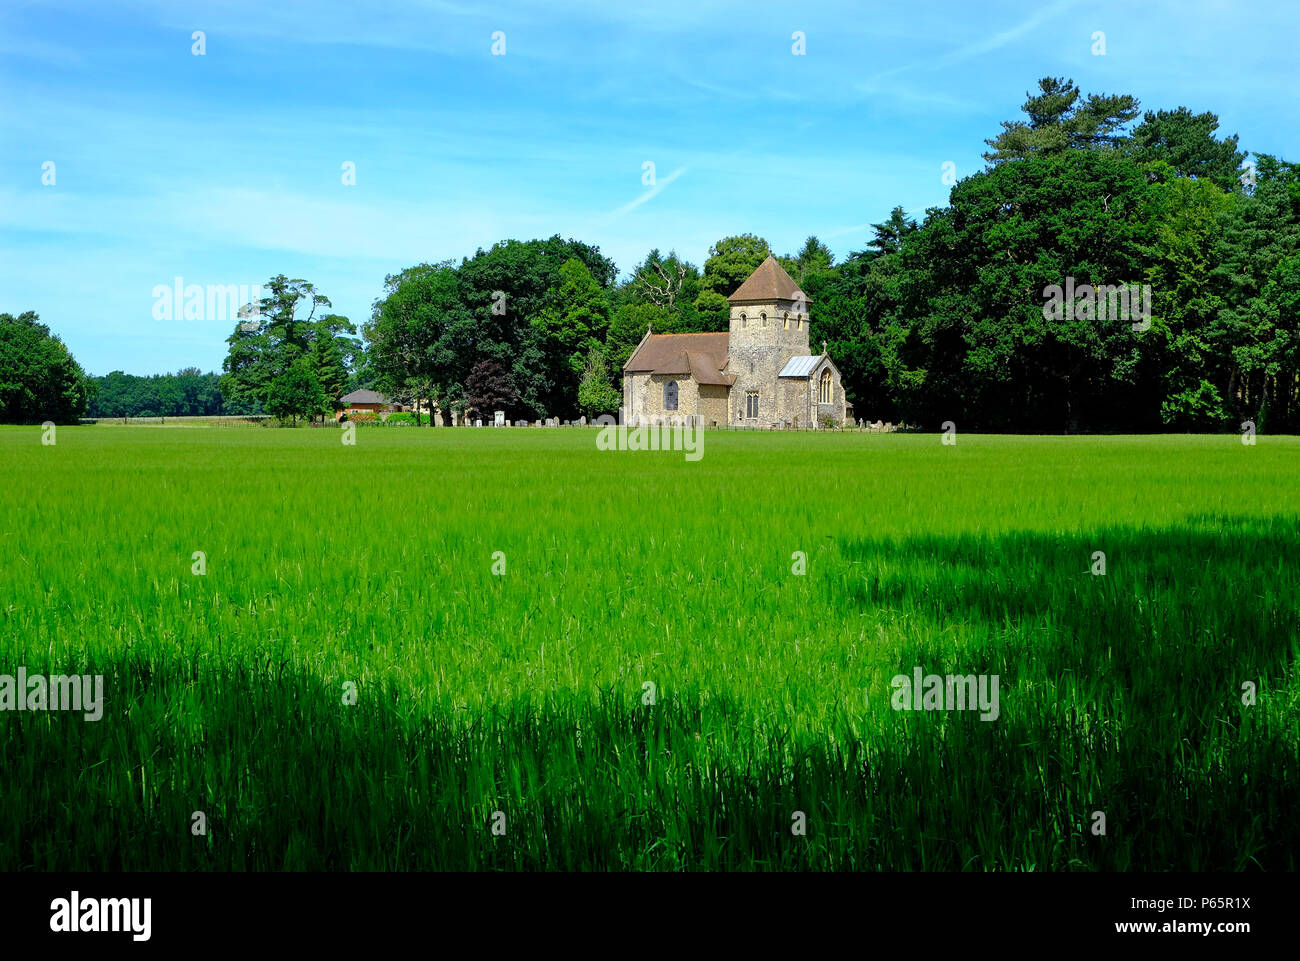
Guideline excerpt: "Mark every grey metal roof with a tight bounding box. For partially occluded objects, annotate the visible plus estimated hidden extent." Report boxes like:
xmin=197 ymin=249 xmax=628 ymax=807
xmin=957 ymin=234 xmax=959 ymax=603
xmin=340 ymin=388 xmax=388 ymax=404
xmin=778 ymin=355 xmax=822 ymax=378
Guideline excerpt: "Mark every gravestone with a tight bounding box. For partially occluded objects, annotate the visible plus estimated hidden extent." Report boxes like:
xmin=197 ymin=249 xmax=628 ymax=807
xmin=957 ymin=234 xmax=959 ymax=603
xmin=475 ymin=418 xmax=483 ymax=427
xmin=494 ymin=410 xmax=505 ymax=427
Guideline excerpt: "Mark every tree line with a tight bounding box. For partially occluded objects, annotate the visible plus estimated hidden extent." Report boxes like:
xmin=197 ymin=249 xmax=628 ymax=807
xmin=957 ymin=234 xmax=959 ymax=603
xmin=312 ymin=76 xmax=1300 ymax=432
xmin=860 ymin=79 xmax=1300 ymax=432
xmin=87 ymin=369 xmax=261 ymax=418
xmin=5 ymin=77 xmax=1297 ymax=431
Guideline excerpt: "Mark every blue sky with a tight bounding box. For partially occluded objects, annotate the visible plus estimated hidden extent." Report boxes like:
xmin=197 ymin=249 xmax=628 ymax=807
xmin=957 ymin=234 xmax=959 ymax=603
xmin=2 ymin=0 xmax=1297 ymax=375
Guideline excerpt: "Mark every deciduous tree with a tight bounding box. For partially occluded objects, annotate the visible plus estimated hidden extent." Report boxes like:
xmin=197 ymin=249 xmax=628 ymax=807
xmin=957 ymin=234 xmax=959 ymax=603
xmin=0 ymin=311 xmax=88 ymax=424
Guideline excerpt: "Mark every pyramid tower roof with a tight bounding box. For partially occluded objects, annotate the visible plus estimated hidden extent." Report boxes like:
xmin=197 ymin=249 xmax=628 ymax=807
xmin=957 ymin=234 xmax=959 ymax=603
xmin=727 ymin=254 xmax=810 ymax=305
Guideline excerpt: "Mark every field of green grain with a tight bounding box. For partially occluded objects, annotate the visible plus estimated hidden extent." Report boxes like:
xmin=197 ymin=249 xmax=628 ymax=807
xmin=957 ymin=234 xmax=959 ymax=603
xmin=1 ymin=425 xmax=1296 ymax=870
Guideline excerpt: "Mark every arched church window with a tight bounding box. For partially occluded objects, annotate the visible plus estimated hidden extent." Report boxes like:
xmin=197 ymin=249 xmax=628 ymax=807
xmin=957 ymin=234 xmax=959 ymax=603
xmin=783 ymin=312 xmax=790 ymax=330
xmin=761 ymin=312 xmax=767 ymax=327
xmin=741 ymin=314 xmax=747 ymax=328
xmin=819 ymin=369 xmax=833 ymax=405
xmin=664 ymin=380 xmax=679 ymax=411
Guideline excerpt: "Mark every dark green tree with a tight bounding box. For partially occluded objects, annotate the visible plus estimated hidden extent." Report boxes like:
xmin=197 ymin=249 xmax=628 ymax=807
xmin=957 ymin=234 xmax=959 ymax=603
xmin=984 ymin=77 xmax=1140 ymax=165
xmin=0 ymin=311 xmax=88 ymax=424
xmin=364 ymin=262 xmax=473 ymax=426
xmin=1142 ymin=175 xmax=1236 ymax=428
xmin=1211 ymin=155 xmax=1300 ymax=427
xmin=862 ymin=207 xmax=918 ymax=258
xmin=265 ymin=358 xmax=326 ymax=425
xmin=1130 ymin=107 xmax=1247 ymax=191
xmin=220 ymin=275 xmax=333 ymax=409
xmin=779 ymin=236 xmax=835 ymax=285
xmin=531 ymin=257 xmax=610 ymax=416
xmin=455 ymin=236 xmax=617 ymax=418
xmin=310 ymin=333 xmax=349 ymax=417
xmin=691 ymin=290 xmax=731 ymax=331
xmin=889 ymin=149 xmax=1156 ymax=430
xmin=606 ymin=302 xmax=672 ymax=373
xmin=576 ymin=346 xmax=621 ymax=417
xmin=699 ymin=234 xmax=771 ymax=296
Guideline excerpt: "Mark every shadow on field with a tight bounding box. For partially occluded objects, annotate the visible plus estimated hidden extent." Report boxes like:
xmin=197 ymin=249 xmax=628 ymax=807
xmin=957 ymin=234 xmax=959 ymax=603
xmin=2 ymin=516 xmax=1295 ymax=870
xmin=834 ymin=514 xmax=1299 ymax=870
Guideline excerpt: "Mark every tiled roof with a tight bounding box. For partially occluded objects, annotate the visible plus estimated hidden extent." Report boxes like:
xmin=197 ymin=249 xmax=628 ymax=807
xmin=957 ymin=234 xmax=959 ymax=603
xmin=340 ymin=388 xmax=389 ymax=404
xmin=688 ymin=351 xmax=733 ymax=386
xmin=728 ymin=255 xmax=811 ymax=305
xmin=624 ymin=333 xmax=733 ymax=386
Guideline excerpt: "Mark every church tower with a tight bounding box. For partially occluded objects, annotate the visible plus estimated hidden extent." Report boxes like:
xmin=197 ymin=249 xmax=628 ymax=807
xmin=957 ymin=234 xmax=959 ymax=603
xmin=726 ymin=255 xmax=811 ymax=424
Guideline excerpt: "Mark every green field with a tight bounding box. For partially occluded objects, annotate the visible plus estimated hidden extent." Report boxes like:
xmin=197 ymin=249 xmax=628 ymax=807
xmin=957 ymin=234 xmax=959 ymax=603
xmin=1 ymin=426 xmax=1296 ymax=870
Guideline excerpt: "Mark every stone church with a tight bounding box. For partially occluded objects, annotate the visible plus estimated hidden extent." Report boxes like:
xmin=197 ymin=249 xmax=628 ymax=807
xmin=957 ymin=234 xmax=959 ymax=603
xmin=622 ymin=255 xmax=849 ymax=428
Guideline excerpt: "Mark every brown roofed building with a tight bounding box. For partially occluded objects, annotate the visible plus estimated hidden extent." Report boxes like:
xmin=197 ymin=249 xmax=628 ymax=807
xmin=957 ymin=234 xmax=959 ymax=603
xmin=622 ymin=255 xmax=847 ymax=428
xmin=337 ymin=388 xmax=397 ymax=421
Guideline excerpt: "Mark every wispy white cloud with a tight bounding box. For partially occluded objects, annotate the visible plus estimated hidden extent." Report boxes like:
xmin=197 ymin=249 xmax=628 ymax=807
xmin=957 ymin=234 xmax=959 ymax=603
xmin=862 ymin=0 xmax=1081 ymax=85
xmin=3 ymin=0 xmax=1298 ymax=376
xmin=602 ymin=167 xmax=687 ymax=221
xmin=821 ymin=222 xmax=874 ymax=240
